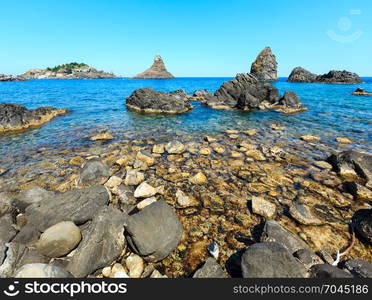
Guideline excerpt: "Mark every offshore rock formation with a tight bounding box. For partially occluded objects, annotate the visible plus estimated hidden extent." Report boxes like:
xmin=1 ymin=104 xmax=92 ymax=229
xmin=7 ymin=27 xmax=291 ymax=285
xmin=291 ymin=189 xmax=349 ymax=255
xmin=0 ymin=103 xmax=69 ymax=133
xmin=288 ymin=67 xmax=362 ymax=84
xmin=126 ymin=88 xmax=192 ymax=114
xmin=250 ymin=47 xmax=278 ymax=81
xmin=133 ymin=56 xmax=175 ymax=79
xmin=205 ymin=73 xmax=306 ymax=114
xmin=21 ymin=63 xmax=117 ymax=79
xmin=0 ymin=74 xmax=26 ymax=82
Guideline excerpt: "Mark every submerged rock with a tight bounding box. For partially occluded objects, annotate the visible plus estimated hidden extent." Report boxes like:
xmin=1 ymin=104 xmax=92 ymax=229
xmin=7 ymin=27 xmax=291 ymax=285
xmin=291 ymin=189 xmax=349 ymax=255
xmin=125 ymin=200 xmax=183 ymax=262
xmin=250 ymin=47 xmax=278 ymax=81
xmin=0 ymin=103 xmax=68 ymax=133
xmin=288 ymin=68 xmax=362 ymax=84
xmin=126 ymin=88 xmax=192 ymax=114
xmin=132 ymin=55 xmax=174 ymax=79
xmin=193 ymin=257 xmax=226 ymax=278
xmin=241 ymin=242 xmax=307 ymax=278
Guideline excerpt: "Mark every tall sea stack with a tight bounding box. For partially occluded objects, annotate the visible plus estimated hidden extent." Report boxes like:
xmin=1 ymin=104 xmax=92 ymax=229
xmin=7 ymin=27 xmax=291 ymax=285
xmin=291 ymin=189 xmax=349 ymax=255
xmin=250 ymin=47 xmax=278 ymax=81
xmin=133 ymin=56 xmax=175 ymax=79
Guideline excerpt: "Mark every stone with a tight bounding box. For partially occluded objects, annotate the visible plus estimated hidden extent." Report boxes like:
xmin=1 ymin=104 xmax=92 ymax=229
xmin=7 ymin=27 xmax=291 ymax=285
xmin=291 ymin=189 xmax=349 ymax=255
xmin=104 ymin=176 xmax=122 ymax=189
xmin=250 ymin=47 xmax=278 ymax=81
xmin=152 ymin=144 xmax=165 ymax=154
xmin=309 ymin=264 xmax=353 ymax=278
xmin=14 ymin=263 xmax=72 ymax=278
xmin=150 ymin=269 xmax=167 ymax=278
xmin=204 ymin=136 xmax=217 ymax=143
xmin=287 ymin=67 xmax=317 ymax=83
xmin=126 ymin=88 xmax=192 ymax=114
xmin=36 ymin=221 xmax=81 ymax=258
xmin=124 ymin=170 xmax=145 ymax=186
xmin=288 ymin=67 xmax=362 ymax=84
xmin=102 ymin=266 xmax=112 ymax=277
xmin=314 ymin=161 xmax=332 ymax=170
xmin=175 ymin=190 xmax=194 ymax=207
xmin=12 ymin=186 xmax=55 ymax=212
xmin=353 ymin=209 xmax=372 ymax=244
xmin=192 ymin=89 xmax=213 ymax=100
xmin=110 ymin=263 xmax=125 ymax=278
xmin=25 ymin=185 xmax=109 ymax=231
xmin=136 ymin=150 xmax=156 ymax=166
xmin=78 ymin=159 xmax=110 ymax=186
xmin=301 ymin=135 xmax=320 ymax=142
xmin=90 ymin=131 xmax=113 ymax=141
xmin=261 ymin=220 xmax=309 ymax=254
xmin=336 ymin=137 xmax=352 ymax=144
xmin=189 ymin=172 xmax=208 ymax=185
xmin=293 ymin=249 xmax=324 ymax=270
xmin=276 ymin=91 xmax=302 ymax=111
xmin=199 ymin=147 xmax=212 ymax=155
xmin=342 ymin=259 xmax=372 ymax=278
xmin=134 ymin=182 xmax=157 ymax=198
xmin=193 ymin=257 xmax=226 ymax=278
xmin=137 ymin=197 xmax=157 ymax=210
xmin=270 ymin=124 xmax=285 ymax=130
xmin=126 ymin=254 xmax=144 ymax=278
xmin=243 ymin=129 xmax=257 ymax=136
xmin=165 ymin=141 xmax=185 ymax=154
xmin=241 ymin=242 xmax=307 ymax=278
xmin=344 ymin=181 xmax=372 ymax=201
xmin=201 ymin=193 xmax=224 ymax=213
xmin=289 ymin=202 xmax=323 ymax=225
xmin=245 ymin=149 xmax=266 ymax=161
xmin=0 ymin=103 xmax=68 ymax=133
xmin=0 ymin=210 xmax=17 ymax=245
xmin=251 ymin=196 xmax=276 ymax=219
xmin=125 ymin=200 xmax=183 ymax=262
xmin=66 ymin=206 xmax=126 ymax=277
xmin=132 ymin=55 xmax=174 ymax=79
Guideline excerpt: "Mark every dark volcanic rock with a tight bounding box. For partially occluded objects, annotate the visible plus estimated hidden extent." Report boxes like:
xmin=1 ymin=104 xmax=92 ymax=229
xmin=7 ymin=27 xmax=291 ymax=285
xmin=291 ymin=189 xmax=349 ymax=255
xmin=66 ymin=206 xmax=126 ymax=277
xmin=0 ymin=103 xmax=68 ymax=133
xmin=342 ymin=259 xmax=372 ymax=278
xmin=353 ymin=209 xmax=372 ymax=244
xmin=193 ymin=257 xmax=226 ymax=278
xmin=25 ymin=185 xmax=109 ymax=232
xmin=206 ymin=73 xmax=306 ymax=113
xmin=13 ymin=186 xmax=55 ymax=212
xmin=125 ymin=200 xmax=183 ymax=262
xmin=241 ymin=242 xmax=307 ymax=278
xmin=287 ymin=67 xmax=317 ymax=83
xmin=126 ymin=88 xmax=192 ymax=114
xmin=288 ymin=68 xmax=362 ymax=84
xmin=192 ymin=89 xmax=213 ymax=99
xmin=328 ymin=150 xmax=372 ymax=184
xmin=0 ymin=74 xmax=26 ymax=82
xmin=250 ymin=47 xmax=278 ymax=81
xmin=133 ymin=55 xmax=175 ymax=79
xmin=78 ymin=159 xmax=110 ymax=186
xmin=309 ymin=264 xmax=353 ymax=278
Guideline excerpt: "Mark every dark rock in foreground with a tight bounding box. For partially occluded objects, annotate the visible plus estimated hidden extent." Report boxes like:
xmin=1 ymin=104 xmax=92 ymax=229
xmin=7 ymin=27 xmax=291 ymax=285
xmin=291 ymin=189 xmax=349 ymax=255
xmin=288 ymin=67 xmax=362 ymax=84
xmin=125 ymin=200 xmax=183 ymax=262
xmin=0 ymin=103 xmax=69 ymax=133
xmin=309 ymin=264 xmax=353 ymax=278
xmin=241 ymin=242 xmax=307 ymax=278
xmin=250 ymin=47 xmax=278 ymax=81
xmin=193 ymin=257 xmax=226 ymax=278
xmin=66 ymin=206 xmax=126 ymax=277
xmin=205 ymin=73 xmax=306 ymax=113
xmin=126 ymin=88 xmax=192 ymax=114
xmin=0 ymin=74 xmax=26 ymax=82
xmin=353 ymin=209 xmax=372 ymax=244
xmin=78 ymin=159 xmax=110 ymax=186
xmin=342 ymin=259 xmax=372 ymax=278
xmin=132 ymin=55 xmax=174 ymax=79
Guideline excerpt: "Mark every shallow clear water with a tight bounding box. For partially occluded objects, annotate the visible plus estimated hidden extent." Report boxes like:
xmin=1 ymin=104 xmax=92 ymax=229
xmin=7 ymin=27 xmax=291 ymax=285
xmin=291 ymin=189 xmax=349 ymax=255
xmin=0 ymin=77 xmax=371 ymax=165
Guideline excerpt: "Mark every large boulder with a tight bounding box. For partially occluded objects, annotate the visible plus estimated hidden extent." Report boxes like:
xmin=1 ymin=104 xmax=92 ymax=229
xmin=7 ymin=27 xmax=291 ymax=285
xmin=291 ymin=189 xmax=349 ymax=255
xmin=66 ymin=206 xmax=126 ymax=277
xmin=13 ymin=186 xmax=55 ymax=212
xmin=132 ymin=55 xmax=175 ymax=79
xmin=241 ymin=242 xmax=307 ymax=278
xmin=342 ymin=259 xmax=372 ymax=278
xmin=126 ymin=88 xmax=192 ymax=114
xmin=206 ymin=73 xmax=305 ymax=113
xmin=309 ymin=264 xmax=353 ymax=278
xmin=25 ymin=185 xmax=109 ymax=231
xmin=14 ymin=263 xmax=72 ymax=278
xmin=0 ymin=206 xmax=17 ymax=245
xmin=193 ymin=257 xmax=226 ymax=278
xmin=328 ymin=150 xmax=372 ymax=185
xmin=125 ymin=200 xmax=183 ymax=262
xmin=261 ymin=220 xmax=309 ymax=254
xmin=287 ymin=67 xmax=317 ymax=83
xmin=0 ymin=103 xmax=68 ymax=133
xmin=250 ymin=47 xmax=278 ymax=81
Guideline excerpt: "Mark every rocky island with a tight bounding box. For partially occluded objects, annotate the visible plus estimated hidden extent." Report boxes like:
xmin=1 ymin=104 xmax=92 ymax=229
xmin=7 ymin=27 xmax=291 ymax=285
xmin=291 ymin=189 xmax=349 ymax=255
xmin=0 ymin=74 xmax=26 ymax=82
xmin=288 ymin=67 xmax=362 ymax=84
xmin=250 ymin=47 xmax=278 ymax=81
xmin=132 ymin=56 xmax=175 ymax=79
xmin=21 ymin=62 xmax=118 ymax=79
xmin=0 ymin=103 xmax=69 ymax=133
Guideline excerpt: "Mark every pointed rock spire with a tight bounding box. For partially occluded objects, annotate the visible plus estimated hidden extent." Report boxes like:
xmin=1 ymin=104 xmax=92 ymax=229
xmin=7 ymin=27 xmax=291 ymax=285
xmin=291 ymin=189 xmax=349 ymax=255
xmin=133 ymin=55 xmax=175 ymax=79
xmin=250 ymin=47 xmax=278 ymax=81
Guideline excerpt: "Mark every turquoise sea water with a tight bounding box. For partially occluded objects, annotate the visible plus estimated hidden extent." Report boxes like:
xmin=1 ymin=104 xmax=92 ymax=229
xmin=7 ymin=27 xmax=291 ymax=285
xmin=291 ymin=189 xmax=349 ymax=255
xmin=0 ymin=77 xmax=371 ymax=164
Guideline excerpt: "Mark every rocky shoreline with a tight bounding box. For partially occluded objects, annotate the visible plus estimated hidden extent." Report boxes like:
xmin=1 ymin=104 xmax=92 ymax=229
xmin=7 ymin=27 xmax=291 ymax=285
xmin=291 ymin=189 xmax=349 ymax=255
xmin=0 ymin=127 xmax=371 ymax=278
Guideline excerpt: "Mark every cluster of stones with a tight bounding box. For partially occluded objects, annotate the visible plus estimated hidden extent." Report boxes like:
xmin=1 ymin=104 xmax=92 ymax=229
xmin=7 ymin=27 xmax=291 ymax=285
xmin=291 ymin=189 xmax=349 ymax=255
xmin=1 ymin=126 xmax=371 ymax=278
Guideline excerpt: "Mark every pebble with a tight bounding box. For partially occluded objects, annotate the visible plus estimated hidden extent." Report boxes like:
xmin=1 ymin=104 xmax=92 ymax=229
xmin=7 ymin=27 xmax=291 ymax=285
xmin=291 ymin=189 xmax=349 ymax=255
xmin=134 ymin=182 xmax=157 ymax=198
xmin=104 ymin=176 xmax=122 ymax=188
xmin=189 ymin=172 xmax=208 ymax=184
xmin=126 ymin=254 xmax=144 ymax=278
xmin=137 ymin=197 xmax=157 ymax=210
xmin=124 ymin=170 xmax=145 ymax=186
xmin=251 ymin=196 xmax=276 ymax=218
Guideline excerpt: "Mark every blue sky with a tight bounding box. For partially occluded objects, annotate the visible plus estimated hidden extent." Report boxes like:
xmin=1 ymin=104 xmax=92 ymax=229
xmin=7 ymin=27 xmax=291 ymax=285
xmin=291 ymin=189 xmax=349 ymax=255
xmin=0 ymin=0 xmax=370 ymax=77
